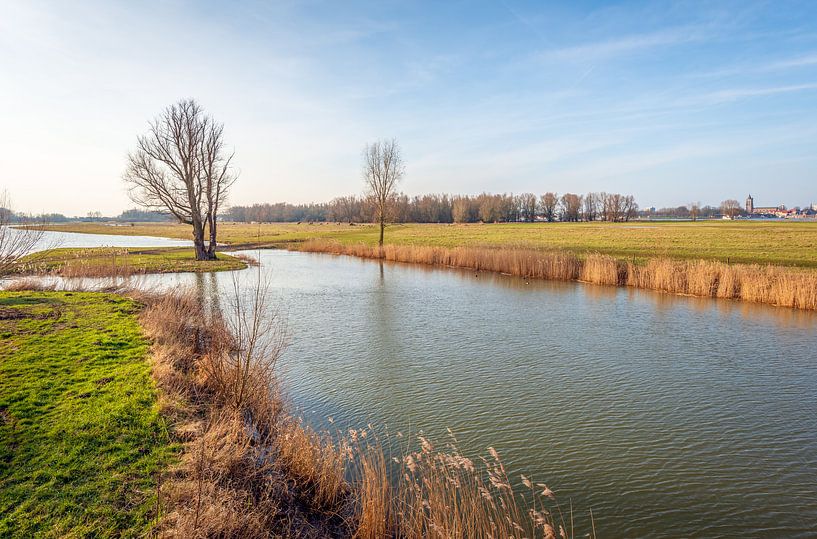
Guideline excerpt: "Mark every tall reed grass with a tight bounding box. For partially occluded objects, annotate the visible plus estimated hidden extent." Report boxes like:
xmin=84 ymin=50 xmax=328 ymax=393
xmin=135 ymin=284 xmax=580 ymax=538
xmin=19 ymin=248 xmax=136 ymax=278
xmin=295 ymin=239 xmax=817 ymax=310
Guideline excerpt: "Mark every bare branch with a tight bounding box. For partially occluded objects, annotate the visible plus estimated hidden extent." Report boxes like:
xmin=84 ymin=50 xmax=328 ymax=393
xmin=0 ymin=191 xmax=45 ymax=276
xmin=363 ymin=138 xmax=404 ymax=248
xmin=123 ymin=99 xmax=236 ymax=260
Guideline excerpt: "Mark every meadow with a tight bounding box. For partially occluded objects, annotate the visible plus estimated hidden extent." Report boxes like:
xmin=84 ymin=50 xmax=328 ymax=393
xmin=0 ymin=291 xmax=173 ymax=537
xmin=31 ymin=220 xmax=817 ymax=309
xmin=39 ymin=220 xmax=817 ymax=267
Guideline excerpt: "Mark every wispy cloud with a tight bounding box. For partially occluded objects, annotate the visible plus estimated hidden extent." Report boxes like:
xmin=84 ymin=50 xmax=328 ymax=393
xmin=696 ymin=82 xmax=817 ymax=104
xmin=538 ymin=26 xmax=705 ymax=62
xmin=766 ymin=53 xmax=817 ymax=70
xmin=692 ymin=52 xmax=817 ymax=79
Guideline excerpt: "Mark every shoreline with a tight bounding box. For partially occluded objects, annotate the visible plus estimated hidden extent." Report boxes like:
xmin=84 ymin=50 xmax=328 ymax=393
xmin=133 ymin=287 xmax=577 ymax=536
xmin=2 ymin=285 xmax=575 ymax=536
xmin=290 ymin=239 xmax=817 ymax=311
xmin=17 ymin=247 xmax=251 ymax=277
xmin=27 ymin=220 xmax=817 ymax=268
xmin=20 ymin=222 xmax=817 ymax=310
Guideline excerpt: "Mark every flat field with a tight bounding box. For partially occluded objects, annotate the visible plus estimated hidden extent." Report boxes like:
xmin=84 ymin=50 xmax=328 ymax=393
xmin=38 ymin=220 xmax=817 ymax=268
xmin=0 ymin=291 xmax=173 ymax=537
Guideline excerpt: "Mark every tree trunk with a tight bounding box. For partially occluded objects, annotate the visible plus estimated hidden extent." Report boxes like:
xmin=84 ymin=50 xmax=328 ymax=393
xmin=206 ymin=213 xmax=218 ymax=259
xmin=193 ymin=235 xmax=209 ymax=261
xmin=192 ymin=218 xmax=215 ymax=261
xmin=378 ymin=218 xmax=385 ymax=256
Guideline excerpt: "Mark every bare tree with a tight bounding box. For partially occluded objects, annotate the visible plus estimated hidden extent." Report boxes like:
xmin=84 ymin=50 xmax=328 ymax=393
xmin=720 ymin=199 xmax=741 ymax=219
xmin=622 ymin=195 xmax=638 ymax=222
xmin=124 ymin=99 xmax=235 ymax=261
xmin=204 ymin=274 xmax=288 ymax=411
xmin=363 ymin=139 xmax=404 ymax=249
xmin=601 ymin=193 xmax=620 ymax=221
xmin=332 ymin=195 xmax=362 ymax=223
xmin=689 ymin=201 xmax=701 ymax=221
xmin=452 ymin=196 xmax=476 ymax=223
xmin=200 ymin=119 xmax=235 ymax=258
xmin=539 ymin=192 xmax=559 ymax=222
xmin=583 ymin=192 xmax=599 ymax=221
xmin=559 ymin=193 xmax=583 ymax=222
xmin=599 ymin=192 xmax=634 ymax=222
xmin=0 ymin=191 xmax=44 ymax=276
xmin=517 ymin=193 xmax=537 ymax=222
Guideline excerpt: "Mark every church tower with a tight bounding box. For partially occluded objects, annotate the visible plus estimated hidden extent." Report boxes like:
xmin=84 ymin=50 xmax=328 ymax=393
xmin=745 ymin=194 xmax=754 ymax=214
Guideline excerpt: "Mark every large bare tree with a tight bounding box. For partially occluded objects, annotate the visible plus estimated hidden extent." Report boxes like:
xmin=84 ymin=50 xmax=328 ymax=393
xmin=539 ymin=192 xmax=559 ymax=222
xmin=720 ymin=199 xmax=741 ymax=219
xmin=124 ymin=99 xmax=235 ymax=261
xmin=689 ymin=201 xmax=701 ymax=221
xmin=0 ymin=192 xmax=45 ymax=276
xmin=517 ymin=193 xmax=537 ymax=222
xmin=363 ymin=139 xmax=404 ymax=249
xmin=559 ymin=193 xmax=583 ymax=222
xmin=583 ymin=192 xmax=599 ymax=221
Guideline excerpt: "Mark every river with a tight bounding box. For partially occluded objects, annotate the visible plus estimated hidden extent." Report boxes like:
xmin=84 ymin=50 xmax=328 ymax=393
xmin=6 ymin=230 xmax=817 ymax=538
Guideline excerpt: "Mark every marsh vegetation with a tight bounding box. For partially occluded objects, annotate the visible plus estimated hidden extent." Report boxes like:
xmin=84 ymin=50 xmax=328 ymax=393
xmin=297 ymin=239 xmax=817 ymax=310
xmin=18 ymin=247 xmax=248 ymax=277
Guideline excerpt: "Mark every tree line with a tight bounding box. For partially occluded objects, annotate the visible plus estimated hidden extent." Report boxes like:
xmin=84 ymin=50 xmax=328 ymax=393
xmin=649 ymin=199 xmax=745 ymax=220
xmin=0 ymin=208 xmax=173 ymax=223
xmin=227 ymin=191 xmax=639 ymax=224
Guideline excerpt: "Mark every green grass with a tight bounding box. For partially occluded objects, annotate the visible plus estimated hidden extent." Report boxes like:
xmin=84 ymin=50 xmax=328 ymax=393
xmin=21 ymin=247 xmax=247 ymax=275
xmin=37 ymin=220 xmax=817 ymax=268
xmin=0 ymin=291 xmax=174 ymax=538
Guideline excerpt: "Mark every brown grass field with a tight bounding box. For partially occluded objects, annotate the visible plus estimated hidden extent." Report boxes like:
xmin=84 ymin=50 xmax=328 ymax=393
xmin=37 ymin=220 xmax=817 ymax=267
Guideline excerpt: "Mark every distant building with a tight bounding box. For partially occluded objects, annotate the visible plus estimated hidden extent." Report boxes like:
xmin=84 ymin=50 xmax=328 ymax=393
xmin=754 ymin=206 xmax=785 ymax=216
xmin=746 ymin=194 xmax=785 ymax=216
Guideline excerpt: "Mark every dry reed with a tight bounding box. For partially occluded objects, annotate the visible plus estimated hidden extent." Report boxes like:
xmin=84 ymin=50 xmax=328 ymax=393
xmin=295 ymin=239 xmax=817 ymax=310
xmin=135 ymin=283 xmax=580 ymax=537
xmin=18 ymin=248 xmax=136 ymax=278
xmin=1 ymin=277 xmax=57 ymax=291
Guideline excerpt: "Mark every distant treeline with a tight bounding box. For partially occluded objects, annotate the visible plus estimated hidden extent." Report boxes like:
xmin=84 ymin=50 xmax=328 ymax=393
xmin=648 ymin=205 xmax=731 ymax=219
xmin=227 ymin=192 xmax=639 ymax=223
xmin=0 ymin=208 xmax=173 ymax=223
xmin=117 ymin=209 xmax=174 ymax=222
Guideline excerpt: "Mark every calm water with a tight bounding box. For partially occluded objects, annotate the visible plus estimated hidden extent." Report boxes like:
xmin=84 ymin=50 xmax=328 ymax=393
xmin=30 ymin=228 xmax=192 ymax=250
xmin=11 ymin=231 xmax=817 ymax=538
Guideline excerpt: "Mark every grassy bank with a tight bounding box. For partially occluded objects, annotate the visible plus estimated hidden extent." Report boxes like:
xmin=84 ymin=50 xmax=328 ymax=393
xmin=0 ymin=291 xmax=174 ymax=537
xmin=20 ymin=247 xmax=250 ymax=277
xmin=36 ymin=220 xmax=817 ymax=267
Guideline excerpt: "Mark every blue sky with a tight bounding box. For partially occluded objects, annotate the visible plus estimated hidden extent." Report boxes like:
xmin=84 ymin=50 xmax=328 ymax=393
xmin=1 ymin=0 xmax=816 ymax=214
